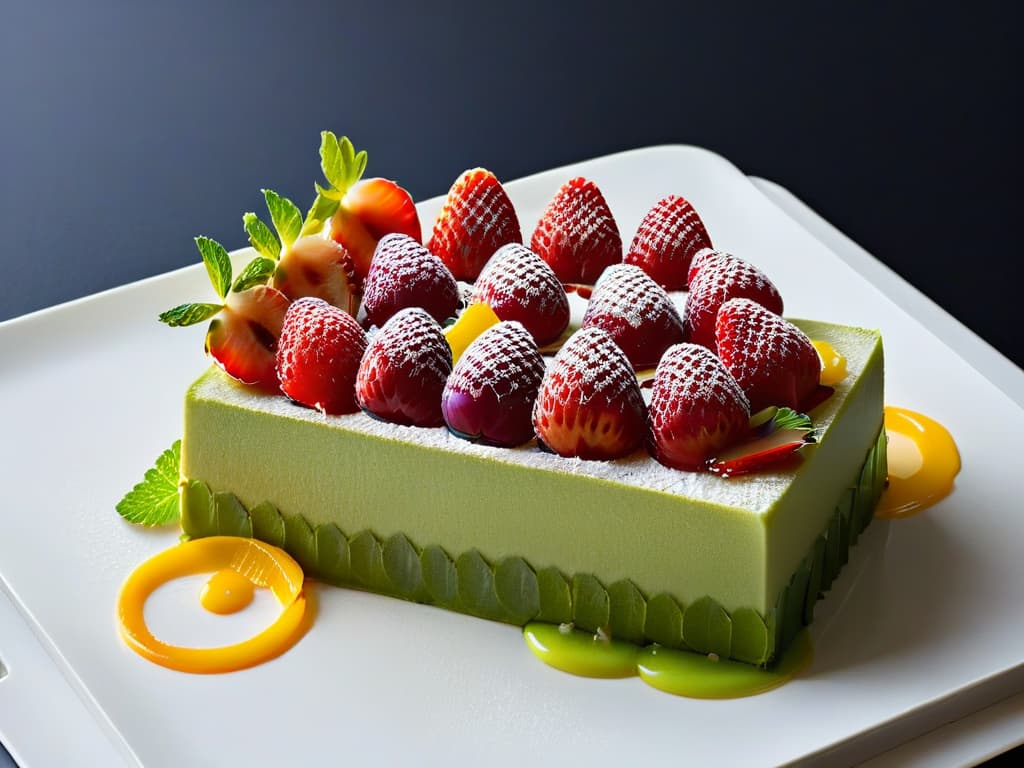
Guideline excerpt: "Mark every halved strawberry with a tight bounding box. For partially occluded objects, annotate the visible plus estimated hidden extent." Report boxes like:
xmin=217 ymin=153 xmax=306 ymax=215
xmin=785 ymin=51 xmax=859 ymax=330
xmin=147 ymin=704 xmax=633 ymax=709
xmin=471 ymin=243 xmax=570 ymax=346
xmin=300 ymin=133 xmax=421 ymax=286
xmin=272 ymin=235 xmax=358 ymax=315
xmin=356 ymin=307 xmax=453 ymax=427
xmin=428 ymin=168 xmax=522 ymax=281
xmin=580 ymin=264 xmax=685 ymax=370
xmin=362 ymin=233 xmax=460 ymax=327
xmin=624 ymin=195 xmax=712 ymax=290
xmin=682 ymin=251 xmax=783 ymax=351
xmin=244 ymin=190 xmax=357 ymax=315
xmin=330 ymin=177 xmax=421 ymax=282
xmin=715 ymin=298 xmax=821 ymax=413
xmin=530 ymin=176 xmax=622 ymax=284
xmin=532 ymin=327 xmax=647 ymax=459
xmin=276 ymin=297 xmax=368 ymax=414
xmin=205 ymin=286 xmax=290 ymax=391
xmin=647 ymin=343 xmax=750 ymax=471
xmin=159 ymin=236 xmax=290 ymax=391
xmin=442 ymin=321 xmax=546 ymax=447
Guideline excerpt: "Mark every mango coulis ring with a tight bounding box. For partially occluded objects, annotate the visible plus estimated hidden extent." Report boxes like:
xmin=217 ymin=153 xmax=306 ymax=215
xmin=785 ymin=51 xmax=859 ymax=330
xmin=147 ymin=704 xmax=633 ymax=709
xmin=117 ymin=536 xmax=305 ymax=674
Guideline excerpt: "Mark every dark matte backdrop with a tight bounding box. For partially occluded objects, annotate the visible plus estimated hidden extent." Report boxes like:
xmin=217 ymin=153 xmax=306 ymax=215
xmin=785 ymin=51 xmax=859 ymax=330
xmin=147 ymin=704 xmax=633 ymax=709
xmin=0 ymin=2 xmax=1021 ymax=764
xmin=2 ymin=1 xmax=1021 ymax=370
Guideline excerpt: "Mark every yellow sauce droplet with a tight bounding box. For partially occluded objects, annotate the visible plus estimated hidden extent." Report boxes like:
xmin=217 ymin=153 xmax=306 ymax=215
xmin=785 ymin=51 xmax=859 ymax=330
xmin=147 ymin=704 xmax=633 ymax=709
xmin=877 ymin=406 xmax=961 ymax=518
xmin=812 ymin=339 xmax=848 ymax=385
xmin=117 ymin=536 xmax=306 ymax=674
xmin=201 ymin=568 xmax=255 ymax=615
xmin=523 ymin=622 xmax=813 ymax=698
xmin=444 ymin=302 xmax=500 ymax=364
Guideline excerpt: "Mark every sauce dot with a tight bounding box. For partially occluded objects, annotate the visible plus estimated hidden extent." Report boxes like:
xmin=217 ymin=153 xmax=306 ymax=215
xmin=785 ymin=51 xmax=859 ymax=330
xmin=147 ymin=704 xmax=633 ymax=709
xmin=878 ymin=406 xmax=960 ymax=518
xmin=201 ymin=568 xmax=256 ymax=615
xmin=812 ymin=339 xmax=847 ymax=385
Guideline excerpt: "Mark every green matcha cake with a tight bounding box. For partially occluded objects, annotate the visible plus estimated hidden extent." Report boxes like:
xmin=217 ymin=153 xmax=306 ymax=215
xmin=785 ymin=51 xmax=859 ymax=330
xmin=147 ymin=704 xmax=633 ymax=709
xmin=147 ymin=139 xmax=886 ymax=667
xmin=179 ymin=317 xmax=884 ymax=666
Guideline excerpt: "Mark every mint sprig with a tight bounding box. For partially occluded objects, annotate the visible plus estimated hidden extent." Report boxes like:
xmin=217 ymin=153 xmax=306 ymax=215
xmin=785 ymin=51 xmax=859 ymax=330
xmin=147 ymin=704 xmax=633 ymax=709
xmin=116 ymin=440 xmax=182 ymax=526
xmin=158 ymin=236 xmax=236 ymax=326
xmin=300 ymin=132 xmax=367 ymax=236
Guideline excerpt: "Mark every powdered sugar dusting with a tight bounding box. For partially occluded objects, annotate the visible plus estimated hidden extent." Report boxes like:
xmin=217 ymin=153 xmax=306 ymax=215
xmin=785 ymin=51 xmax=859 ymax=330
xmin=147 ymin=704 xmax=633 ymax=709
xmin=446 ymin=321 xmax=545 ymax=401
xmin=472 ymin=243 xmax=570 ymax=344
xmin=625 ymin=195 xmax=712 ymax=289
xmin=716 ymin=298 xmax=820 ymax=411
xmin=530 ymin=176 xmax=622 ymax=283
xmin=578 ymin=263 xmax=684 ymax=369
xmin=428 ymin=168 xmax=522 ymax=279
xmin=683 ymin=252 xmax=783 ymax=349
xmin=544 ymin=326 xmax=643 ymax=408
xmin=584 ymin=264 xmax=682 ymax=331
xmin=360 ymin=307 xmax=452 ymax=382
xmin=650 ymin=343 xmax=750 ymax=420
xmin=362 ymin=234 xmax=458 ymax=323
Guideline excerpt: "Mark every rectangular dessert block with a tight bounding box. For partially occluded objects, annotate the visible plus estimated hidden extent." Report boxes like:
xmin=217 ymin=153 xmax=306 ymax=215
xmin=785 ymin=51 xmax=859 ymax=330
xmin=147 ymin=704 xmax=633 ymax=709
xmin=180 ymin=318 xmax=884 ymax=664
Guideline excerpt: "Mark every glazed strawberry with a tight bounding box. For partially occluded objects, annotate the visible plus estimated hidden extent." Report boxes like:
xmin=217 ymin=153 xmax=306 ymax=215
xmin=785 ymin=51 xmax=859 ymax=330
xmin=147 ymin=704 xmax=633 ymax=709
xmin=530 ymin=176 xmax=621 ymax=285
xmin=442 ymin=321 xmax=546 ymax=447
xmin=276 ymin=297 xmax=368 ymax=414
xmin=428 ymin=168 xmax=522 ymax=281
xmin=648 ymin=344 xmax=751 ymax=471
xmin=580 ymin=264 xmax=685 ymax=370
xmin=682 ymin=251 xmax=783 ymax=351
xmin=243 ymin=189 xmax=357 ymax=315
xmin=532 ymin=327 xmax=647 ymax=459
xmin=160 ymin=236 xmax=290 ymax=391
xmin=715 ymin=298 xmax=821 ymax=413
xmin=362 ymin=233 xmax=460 ymax=327
xmin=356 ymin=308 xmax=453 ymax=427
xmin=471 ymin=243 xmax=570 ymax=346
xmin=301 ymin=133 xmax=421 ymax=285
xmin=624 ymin=195 xmax=712 ymax=290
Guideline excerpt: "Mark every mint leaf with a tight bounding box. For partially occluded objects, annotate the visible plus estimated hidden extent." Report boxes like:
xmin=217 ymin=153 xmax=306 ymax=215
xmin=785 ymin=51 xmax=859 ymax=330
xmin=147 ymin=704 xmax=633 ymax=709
xmin=301 ymin=192 xmax=341 ymax=236
xmin=243 ymin=212 xmax=281 ymax=261
xmin=318 ymin=132 xmax=367 ymax=195
xmin=772 ymin=408 xmax=813 ymax=432
xmin=232 ymin=256 xmax=276 ymax=292
xmin=320 ymin=131 xmax=346 ymax=192
xmin=339 ymin=134 xmax=356 ymax=185
xmin=195 ymin=236 xmax=232 ymax=299
xmin=350 ymin=147 xmax=368 ymax=188
xmin=116 ymin=440 xmax=182 ymax=526
xmin=263 ymin=189 xmax=302 ymax=250
xmin=158 ymin=302 xmax=222 ymax=327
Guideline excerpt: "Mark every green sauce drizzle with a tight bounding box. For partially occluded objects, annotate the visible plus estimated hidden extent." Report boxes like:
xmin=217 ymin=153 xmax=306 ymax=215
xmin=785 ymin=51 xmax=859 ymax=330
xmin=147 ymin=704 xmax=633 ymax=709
xmin=524 ymin=622 xmax=813 ymax=698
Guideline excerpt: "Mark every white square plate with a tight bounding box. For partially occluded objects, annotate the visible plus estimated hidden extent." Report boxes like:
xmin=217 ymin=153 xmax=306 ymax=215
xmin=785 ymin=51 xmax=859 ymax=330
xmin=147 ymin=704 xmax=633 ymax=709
xmin=1 ymin=146 xmax=1022 ymax=767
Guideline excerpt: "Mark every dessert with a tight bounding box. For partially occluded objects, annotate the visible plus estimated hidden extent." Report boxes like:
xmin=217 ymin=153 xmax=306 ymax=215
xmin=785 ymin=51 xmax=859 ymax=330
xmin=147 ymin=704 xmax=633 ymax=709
xmin=125 ymin=134 xmax=890 ymax=672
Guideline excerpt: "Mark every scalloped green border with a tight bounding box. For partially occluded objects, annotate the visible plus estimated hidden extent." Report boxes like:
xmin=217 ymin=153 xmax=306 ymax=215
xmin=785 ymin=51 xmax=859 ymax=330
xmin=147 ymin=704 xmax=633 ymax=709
xmin=181 ymin=426 xmax=886 ymax=667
